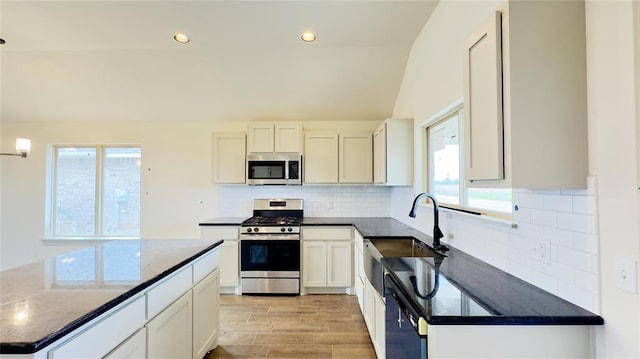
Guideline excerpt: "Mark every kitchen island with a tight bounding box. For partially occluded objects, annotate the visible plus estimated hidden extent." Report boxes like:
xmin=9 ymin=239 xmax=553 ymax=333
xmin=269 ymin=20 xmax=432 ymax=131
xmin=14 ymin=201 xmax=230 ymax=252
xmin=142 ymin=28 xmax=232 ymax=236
xmin=0 ymin=239 xmax=223 ymax=358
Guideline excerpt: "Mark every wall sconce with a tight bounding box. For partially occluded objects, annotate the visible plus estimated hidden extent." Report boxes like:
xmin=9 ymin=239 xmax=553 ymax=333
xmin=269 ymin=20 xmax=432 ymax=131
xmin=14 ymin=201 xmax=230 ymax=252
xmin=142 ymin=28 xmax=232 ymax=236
xmin=1 ymin=138 xmax=31 ymax=158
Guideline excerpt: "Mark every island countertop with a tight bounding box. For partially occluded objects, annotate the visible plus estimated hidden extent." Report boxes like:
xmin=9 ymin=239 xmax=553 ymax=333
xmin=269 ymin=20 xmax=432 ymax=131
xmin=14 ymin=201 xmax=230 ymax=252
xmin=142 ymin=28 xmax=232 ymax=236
xmin=0 ymin=239 xmax=223 ymax=354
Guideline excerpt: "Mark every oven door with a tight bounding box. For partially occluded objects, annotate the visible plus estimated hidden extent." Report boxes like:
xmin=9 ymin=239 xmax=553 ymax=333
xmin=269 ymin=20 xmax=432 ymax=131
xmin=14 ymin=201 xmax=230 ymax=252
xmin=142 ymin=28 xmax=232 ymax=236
xmin=240 ymin=238 xmax=300 ymax=275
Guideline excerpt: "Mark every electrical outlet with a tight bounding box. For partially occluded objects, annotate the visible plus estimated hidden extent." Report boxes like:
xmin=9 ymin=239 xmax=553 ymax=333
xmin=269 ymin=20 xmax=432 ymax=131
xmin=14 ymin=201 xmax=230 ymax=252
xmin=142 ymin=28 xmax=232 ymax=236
xmin=614 ymin=257 xmax=638 ymax=293
xmin=534 ymin=239 xmax=551 ymax=263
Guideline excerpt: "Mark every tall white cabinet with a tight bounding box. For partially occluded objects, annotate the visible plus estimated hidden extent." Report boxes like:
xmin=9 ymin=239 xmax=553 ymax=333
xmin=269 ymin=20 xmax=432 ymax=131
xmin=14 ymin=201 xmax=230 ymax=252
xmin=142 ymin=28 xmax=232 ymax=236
xmin=463 ymin=0 xmax=588 ymax=189
xmin=373 ymin=118 xmax=414 ymax=186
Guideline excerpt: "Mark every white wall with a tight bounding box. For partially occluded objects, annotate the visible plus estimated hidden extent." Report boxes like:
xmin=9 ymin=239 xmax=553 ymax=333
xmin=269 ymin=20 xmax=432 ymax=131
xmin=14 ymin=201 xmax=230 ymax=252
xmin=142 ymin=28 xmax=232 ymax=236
xmin=392 ymin=0 xmax=640 ymax=357
xmin=0 ymin=119 xmax=382 ymax=270
xmin=586 ymin=1 xmax=640 ymax=357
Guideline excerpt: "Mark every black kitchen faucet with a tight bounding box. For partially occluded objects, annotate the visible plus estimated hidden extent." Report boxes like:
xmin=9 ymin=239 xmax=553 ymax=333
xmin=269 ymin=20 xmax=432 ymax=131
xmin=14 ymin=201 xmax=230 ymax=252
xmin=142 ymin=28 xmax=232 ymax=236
xmin=408 ymin=192 xmax=449 ymax=252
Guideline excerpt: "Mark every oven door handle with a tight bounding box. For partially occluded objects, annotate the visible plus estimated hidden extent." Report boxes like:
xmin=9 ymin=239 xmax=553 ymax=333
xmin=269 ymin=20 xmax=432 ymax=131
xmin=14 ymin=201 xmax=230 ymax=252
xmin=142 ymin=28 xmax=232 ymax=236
xmin=240 ymin=235 xmax=300 ymax=241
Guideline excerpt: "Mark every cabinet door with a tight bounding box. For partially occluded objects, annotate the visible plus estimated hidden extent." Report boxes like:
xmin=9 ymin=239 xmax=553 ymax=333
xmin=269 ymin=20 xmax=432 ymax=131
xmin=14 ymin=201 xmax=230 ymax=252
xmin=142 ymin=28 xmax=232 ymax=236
xmin=147 ymin=291 xmax=193 ymax=359
xmin=339 ymin=133 xmax=373 ymax=183
xmin=247 ymin=123 xmax=275 ymax=153
xmin=302 ymin=241 xmax=327 ymax=287
xmin=463 ymin=11 xmax=504 ymax=182
xmin=364 ymin=280 xmax=376 ymax=336
xmin=275 ymin=122 xmax=302 ymax=153
xmin=193 ymin=269 xmax=220 ymax=359
xmin=373 ymin=124 xmax=386 ymax=183
xmin=327 ymin=241 xmax=352 ymax=287
xmin=104 ymin=328 xmax=146 ymax=359
xmin=304 ymin=133 xmax=338 ymax=183
xmin=219 ymin=241 xmax=239 ymax=287
xmin=374 ymin=292 xmax=386 ymax=359
xmin=211 ymin=133 xmax=246 ymax=184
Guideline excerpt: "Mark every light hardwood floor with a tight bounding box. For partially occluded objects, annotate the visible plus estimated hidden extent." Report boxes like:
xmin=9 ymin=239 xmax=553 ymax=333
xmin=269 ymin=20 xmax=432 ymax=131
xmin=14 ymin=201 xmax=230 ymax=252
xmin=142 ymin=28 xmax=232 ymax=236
xmin=207 ymin=294 xmax=377 ymax=359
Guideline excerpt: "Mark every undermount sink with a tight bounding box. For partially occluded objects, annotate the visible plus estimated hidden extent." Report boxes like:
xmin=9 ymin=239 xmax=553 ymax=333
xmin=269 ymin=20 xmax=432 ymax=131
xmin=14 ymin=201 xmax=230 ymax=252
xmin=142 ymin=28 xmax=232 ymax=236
xmin=363 ymin=238 xmax=442 ymax=297
xmin=368 ymin=238 xmax=438 ymax=258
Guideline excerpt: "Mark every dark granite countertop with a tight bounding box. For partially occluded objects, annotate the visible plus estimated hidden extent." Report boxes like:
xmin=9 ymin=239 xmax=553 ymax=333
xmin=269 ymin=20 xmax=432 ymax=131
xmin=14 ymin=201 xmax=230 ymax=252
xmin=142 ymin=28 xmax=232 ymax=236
xmin=198 ymin=216 xmax=603 ymax=325
xmin=0 ymin=239 xmax=223 ymax=354
xmin=383 ymin=252 xmax=603 ymax=326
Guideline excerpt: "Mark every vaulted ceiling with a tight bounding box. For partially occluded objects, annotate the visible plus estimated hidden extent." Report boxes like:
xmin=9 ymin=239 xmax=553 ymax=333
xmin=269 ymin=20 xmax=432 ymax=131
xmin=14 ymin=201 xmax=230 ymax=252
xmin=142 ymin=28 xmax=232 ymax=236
xmin=0 ymin=1 xmax=437 ymax=123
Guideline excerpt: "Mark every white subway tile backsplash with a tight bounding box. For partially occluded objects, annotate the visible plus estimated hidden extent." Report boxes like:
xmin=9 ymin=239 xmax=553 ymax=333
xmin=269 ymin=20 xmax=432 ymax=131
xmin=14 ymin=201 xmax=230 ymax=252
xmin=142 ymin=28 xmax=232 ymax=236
xmin=530 ymin=209 xmax=558 ymax=227
xmin=573 ymin=232 xmax=598 ymax=255
xmin=542 ymin=227 xmax=574 ymax=248
xmin=542 ymin=194 xmax=573 ymax=212
xmin=572 ymin=195 xmax=597 ymax=215
xmin=557 ymin=212 xmax=596 ymax=234
xmin=514 ymin=192 xmax=544 ymax=209
xmin=557 ymin=246 xmax=597 ymax=273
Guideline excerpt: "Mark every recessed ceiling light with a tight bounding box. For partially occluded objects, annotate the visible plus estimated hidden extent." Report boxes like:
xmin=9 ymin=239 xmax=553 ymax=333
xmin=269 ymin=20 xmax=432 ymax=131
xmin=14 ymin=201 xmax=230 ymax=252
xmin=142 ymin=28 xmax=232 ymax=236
xmin=0 ymin=39 xmax=5 ymax=45
xmin=301 ymin=32 xmax=316 ymax=42
xmin=173 ymin=33 xmax=190 ymax=44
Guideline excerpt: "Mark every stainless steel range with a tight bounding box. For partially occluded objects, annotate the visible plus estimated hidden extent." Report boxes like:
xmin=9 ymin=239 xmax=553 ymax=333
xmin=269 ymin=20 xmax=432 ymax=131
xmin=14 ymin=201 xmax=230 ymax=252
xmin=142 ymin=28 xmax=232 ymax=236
xmin=240 ymin=199 xmax=303 ymax=295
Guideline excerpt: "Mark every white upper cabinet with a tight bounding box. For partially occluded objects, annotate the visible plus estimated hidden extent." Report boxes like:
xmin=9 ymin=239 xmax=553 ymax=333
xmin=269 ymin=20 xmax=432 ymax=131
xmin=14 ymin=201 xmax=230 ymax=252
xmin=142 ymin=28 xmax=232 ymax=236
xmin=247 ymin=122 xmax=302 ymax=153
xmin=211 ymin=132 xmax=246 ymax=184
xmin=373 ymin=118 xmax=414 ymax=186
xmin=339 ymin=133 xmax=373 ymax=184
xmin=463 ymin=1 xmax=588 ymax=189
xmin=463 ymin=11 xmax=504 ymax=182
xmin=304 ymin=132 xmax=339 ymax=183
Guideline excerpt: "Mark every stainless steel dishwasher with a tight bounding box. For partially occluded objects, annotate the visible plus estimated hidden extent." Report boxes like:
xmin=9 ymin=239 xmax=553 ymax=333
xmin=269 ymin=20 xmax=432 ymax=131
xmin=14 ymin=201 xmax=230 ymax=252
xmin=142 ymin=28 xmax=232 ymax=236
xmin=385 ymin=272 xmax=428 ymax=359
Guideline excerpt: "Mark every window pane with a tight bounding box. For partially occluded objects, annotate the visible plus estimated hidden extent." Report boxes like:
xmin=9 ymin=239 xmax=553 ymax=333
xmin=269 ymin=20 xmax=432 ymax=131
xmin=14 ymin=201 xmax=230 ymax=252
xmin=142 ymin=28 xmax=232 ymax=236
xmin=55 ymin=148 xmax=96 ymax=236
xmin=102 ymin=148 xmax=141 ymax=236
xmin=429 ymin=114 xmax=460 ymax=205
xmin=468 ymin=188 xmax=513 ymax=213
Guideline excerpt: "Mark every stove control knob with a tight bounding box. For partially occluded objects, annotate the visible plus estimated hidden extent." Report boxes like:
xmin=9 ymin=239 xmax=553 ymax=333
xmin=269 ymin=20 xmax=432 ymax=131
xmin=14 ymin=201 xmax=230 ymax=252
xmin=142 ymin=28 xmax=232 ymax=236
xmin=281 ymin=227 xmax=286 ymax=232
xmin=254 ymin=227 xmax=259 ymax=232
xmin=247 ymin=228 xmax=252 ymax=233
xmin=287 ymin=227 xmax=293 ymax=232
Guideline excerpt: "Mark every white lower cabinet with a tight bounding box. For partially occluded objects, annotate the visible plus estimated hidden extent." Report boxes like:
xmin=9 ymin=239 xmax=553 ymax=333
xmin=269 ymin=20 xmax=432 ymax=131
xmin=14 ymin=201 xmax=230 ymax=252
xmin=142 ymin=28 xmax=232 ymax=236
xmin=303 ymin=240 xmax=352 ymax=287
xmin=44 ymin=247 xmax=221 ymax=359
xmin=219 ymin=240 xmax=239 ymax=287
xmin=48 ymin=296 xmax=146 ymax=359
xmin=363 ymin=279 xmax=385 ymax=359
xmin=104 ymin=328 xmax=146 ymax=359
xmin=201 ymin=226 xmax=239 ymax=291
xmin=147 ymin=291 xmax=193 ymax=359
xmin=193 ymin=269 xmax=220 ymax=359
xmin=302 ymin=227 xmax=353 ymax=293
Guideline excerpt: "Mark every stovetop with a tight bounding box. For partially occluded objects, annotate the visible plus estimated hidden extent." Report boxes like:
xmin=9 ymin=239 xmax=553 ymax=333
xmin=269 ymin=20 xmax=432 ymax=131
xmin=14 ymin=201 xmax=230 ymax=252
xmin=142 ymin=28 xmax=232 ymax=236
xmin=242 ymin=216 xmax=302 ymax=227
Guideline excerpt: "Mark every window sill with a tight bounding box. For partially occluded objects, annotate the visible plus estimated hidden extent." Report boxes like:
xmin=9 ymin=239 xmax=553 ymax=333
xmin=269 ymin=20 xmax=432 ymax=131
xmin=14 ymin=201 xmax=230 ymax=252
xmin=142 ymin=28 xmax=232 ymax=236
xmin=440 ymin=206 xmax=518 ymax=228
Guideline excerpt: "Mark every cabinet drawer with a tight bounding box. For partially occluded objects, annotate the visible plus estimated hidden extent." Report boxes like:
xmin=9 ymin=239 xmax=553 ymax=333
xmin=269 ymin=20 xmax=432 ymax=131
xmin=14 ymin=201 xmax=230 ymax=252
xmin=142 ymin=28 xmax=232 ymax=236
xmin=302 ymin=227 xmax=352 ymax=241
xmin=147 ymin=266 xmax=193 ymax=320
xmin=49 ymin=296 xmax=145 ymax=359
xmin=103 ymin=327 xmax=146 ymax=359
xmin=193 ymin=248 xmax=220 ymax=285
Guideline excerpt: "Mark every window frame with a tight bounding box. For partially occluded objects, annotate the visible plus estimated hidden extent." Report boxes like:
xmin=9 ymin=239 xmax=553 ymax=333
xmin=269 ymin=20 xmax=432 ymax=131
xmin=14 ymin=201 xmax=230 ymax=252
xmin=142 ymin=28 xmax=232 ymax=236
xmin=47 ymin=144 xmax=142 ymax=239
xmin=422 ymin=99 xmax=513 ymax=220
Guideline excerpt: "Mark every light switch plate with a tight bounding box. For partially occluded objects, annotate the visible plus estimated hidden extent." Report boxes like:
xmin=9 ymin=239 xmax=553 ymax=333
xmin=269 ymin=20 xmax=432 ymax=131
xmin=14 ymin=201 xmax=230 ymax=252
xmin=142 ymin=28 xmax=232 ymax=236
xmin=614 ymin=256 xmax=638 ymax=294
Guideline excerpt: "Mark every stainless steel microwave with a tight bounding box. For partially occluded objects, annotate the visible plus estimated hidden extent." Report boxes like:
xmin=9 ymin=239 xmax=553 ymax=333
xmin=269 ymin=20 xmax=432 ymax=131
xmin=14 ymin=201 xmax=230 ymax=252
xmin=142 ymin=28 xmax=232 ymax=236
xmin=246 ymin=153 xmax=302 ymax=185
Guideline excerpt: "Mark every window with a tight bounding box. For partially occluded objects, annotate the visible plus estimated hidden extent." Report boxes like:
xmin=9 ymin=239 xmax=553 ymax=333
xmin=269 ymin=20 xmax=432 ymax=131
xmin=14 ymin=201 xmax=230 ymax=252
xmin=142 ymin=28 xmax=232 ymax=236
xmin=426 ymin=107 xmax=512 ymax=216
xmin=50 ymin=146 xmax=141 ymax=238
